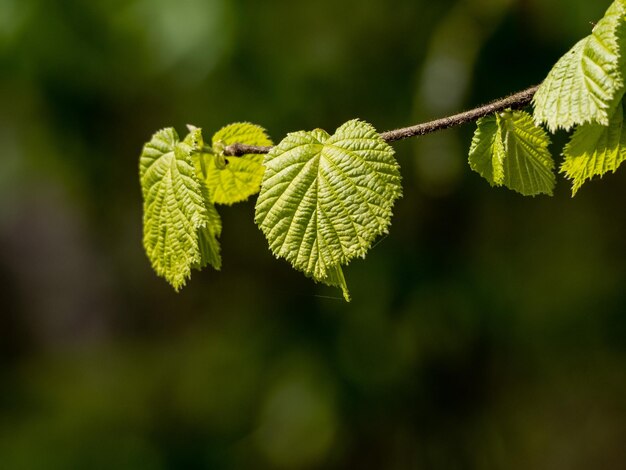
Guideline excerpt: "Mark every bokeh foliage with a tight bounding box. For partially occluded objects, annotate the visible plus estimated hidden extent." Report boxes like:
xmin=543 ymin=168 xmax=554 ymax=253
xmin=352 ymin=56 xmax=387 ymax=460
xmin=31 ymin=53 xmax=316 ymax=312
xmin=1 ymin=0 xmax=626 ymax=468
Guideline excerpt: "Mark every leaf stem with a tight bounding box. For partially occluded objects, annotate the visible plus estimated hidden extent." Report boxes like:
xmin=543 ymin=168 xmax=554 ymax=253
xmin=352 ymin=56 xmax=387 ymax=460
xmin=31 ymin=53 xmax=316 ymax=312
xmin=223 ymin=85 xmax=539 ymax=156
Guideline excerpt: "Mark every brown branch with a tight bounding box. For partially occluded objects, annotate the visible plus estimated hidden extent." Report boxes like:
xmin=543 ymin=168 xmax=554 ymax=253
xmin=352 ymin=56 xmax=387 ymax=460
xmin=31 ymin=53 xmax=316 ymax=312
xmin=379 ymin=85 xmax=539 ymax=141
xmin=223 ymin=85 xmax=539 ymax=156
xmin=223 ymin=143 xmax=273 ymax=156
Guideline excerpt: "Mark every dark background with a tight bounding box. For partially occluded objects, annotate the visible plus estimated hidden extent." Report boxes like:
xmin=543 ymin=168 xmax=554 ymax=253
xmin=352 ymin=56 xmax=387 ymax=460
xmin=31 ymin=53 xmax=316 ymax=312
xmin=1 ymin=0 xmax=626 ymax=468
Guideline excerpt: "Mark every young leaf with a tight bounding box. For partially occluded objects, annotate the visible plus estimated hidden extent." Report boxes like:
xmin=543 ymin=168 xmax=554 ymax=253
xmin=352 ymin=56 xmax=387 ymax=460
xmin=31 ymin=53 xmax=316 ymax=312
xmin=533 ymin=0 xmax=626 ymax=132
xmin=194 ymin=203 xmax=222 ymax=270
xmin=469 ymin=110 xmax=555 ymax=196
xmin=468 ymin=115 xmax=505 ymax=185
xmin=562 ymin=100 xmax=626 ymax=195
xmin=255 ymin=119 xmax=402 ymax=301
xmin=196 ymin=122 xmax=273 ymax=205
xmin=140 ymin=127 xmax=221 ymax=290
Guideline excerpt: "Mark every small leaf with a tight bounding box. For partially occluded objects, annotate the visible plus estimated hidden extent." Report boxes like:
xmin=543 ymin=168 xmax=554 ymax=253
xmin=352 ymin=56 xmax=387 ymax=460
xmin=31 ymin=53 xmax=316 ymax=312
xmin=562 ymin=100 xmax=626 ymax=195
xmin=197 ymin=122 xmax=273 ymax=205
xmin=469 ymin=110 xmax=555 ymax=196
xmin=194 ymin=203 xmax=222 ymax=270
xmin=468 ymin=115 xmax=504 ymax=185
xmin=140 ymin=127 xmax=221 ymax=290
xmin=533 ymin=0 xmax=626 ymax=132
xmin=255 ymin=119 xmax=402 ymax=301
xmin=190 ymin=141 xmax=224 ymax=271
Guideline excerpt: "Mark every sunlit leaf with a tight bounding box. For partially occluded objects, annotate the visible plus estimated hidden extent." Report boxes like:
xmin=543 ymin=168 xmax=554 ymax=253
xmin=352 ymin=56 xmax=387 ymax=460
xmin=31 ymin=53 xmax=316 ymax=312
xmin=194 ymin=203 xmax=222 ymax=270
xmin=562 ymin=100 xmax=626 ymax=195
xmin=255 ymin=119 xmax=402 ymax=301
xmin=140 ymin=127 xmax=221 ymax=290
xmin=469 ymin=110 xmax=555 ymax=196
xmin=197 ymin=122 xmax=273 ymax=205
xmin=533 ymin=0 xmax=626 ymax=132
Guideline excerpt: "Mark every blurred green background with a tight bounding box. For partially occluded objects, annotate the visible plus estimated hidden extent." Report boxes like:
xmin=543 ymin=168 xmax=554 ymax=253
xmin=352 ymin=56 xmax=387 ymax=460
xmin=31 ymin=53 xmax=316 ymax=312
xmin=2 ymin=0 xmax=626 ymax=468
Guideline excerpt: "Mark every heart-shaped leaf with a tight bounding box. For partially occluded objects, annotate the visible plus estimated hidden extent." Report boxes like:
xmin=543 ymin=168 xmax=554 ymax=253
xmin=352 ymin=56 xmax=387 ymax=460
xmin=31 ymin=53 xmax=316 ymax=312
xmin=255 ymin=119 xmax=402 ymax=301
xmin=196 ymin=122 xmax=273 ymax=205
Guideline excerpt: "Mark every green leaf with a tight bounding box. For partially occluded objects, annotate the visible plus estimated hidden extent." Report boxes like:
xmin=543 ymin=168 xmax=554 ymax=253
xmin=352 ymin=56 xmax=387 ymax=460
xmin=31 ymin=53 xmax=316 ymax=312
xmin=194 ymin=203 xmax=222 ymax=270
xmin=562 ymin=100 xmax=626 ymax=195
xmin=140 ymin=127 xmax=221 ymax=291
xmin=468 ymin=115 xmax=504 ymax=185
xmin=533 ymin=0 xmax=626 ymax=132
xmin=197 ymin=122 xmax=273 ymax=205
xmin=255 ymin=119 xmax=402 ymax=302
xmin=469 ymin=110 xmax=555 ymax=196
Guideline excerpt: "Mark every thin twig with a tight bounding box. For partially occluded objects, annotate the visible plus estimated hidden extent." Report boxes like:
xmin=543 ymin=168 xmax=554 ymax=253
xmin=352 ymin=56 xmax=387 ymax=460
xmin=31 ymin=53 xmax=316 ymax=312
xmin=223 ymin=143 xmax=273 ymax=156
xmin=223 ymin=85 xmax=539 ymax=156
